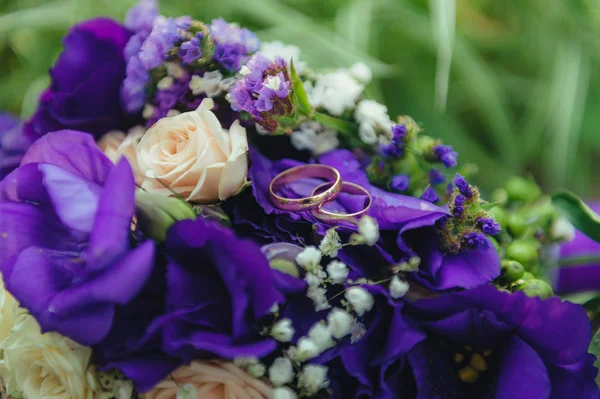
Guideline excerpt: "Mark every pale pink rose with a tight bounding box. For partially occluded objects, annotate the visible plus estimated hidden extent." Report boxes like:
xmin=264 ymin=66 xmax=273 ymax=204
xmin=137 ymin=98 xmax=249 ymax=203
xmin=144 ymin=361 xmax=274 ymax=399
xmin=97 ymin=126 xmax=145 ymax=184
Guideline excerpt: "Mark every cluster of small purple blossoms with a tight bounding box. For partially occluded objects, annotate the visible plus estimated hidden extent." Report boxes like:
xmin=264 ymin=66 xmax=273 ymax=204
xmin=433 ymin=144 xmax=458 ymax=168
xmin=381 ymin=124 xmax=407 ymax=157
xmin=229 ymin=54 xmax=293 ymax=133
xmin=463 ymin=231 xmax=490 ymax=251
xmin=210 ymin=18 xmax=260 ymax=71
xmin=179 ymin=32 xmax=203 ymax=64
xmin=478 ymin=217 xmax=502 ymax=235
xmin=454 ymin=173 xmax=473 ymax=198
xmin=453 ymin=194 xmax=466 ymax=217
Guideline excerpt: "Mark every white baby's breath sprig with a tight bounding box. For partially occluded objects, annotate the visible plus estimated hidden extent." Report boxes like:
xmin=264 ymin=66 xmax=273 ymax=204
xmin=319 ymin=228 xmax=342 ymax=257
xmin=271 ymin=318 xmax=295 ymax=343
xmin=295 ymin=246 xmax=322 ymax=273
xmin=269 ymin=357 xmax=294 ymax=387
xmin=297 ymin=365 xmax=329 ymax=396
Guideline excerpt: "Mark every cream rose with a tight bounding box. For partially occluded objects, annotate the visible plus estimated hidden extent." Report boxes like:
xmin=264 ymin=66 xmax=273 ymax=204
xmin=98 ymin=126 xmax=145 ymax=184
xmin=0 ymin=275 xmax=100 ymax=399
xmin=137 ymin=98 xmax=249 ymax=203
xmin=143 ymin=360 xmax=274 ymax=399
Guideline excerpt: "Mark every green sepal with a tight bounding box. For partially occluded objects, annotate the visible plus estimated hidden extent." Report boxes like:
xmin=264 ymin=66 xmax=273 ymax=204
xmin=290 ymin=59 xmax=311 ymax=115
xmin=552 ymin=191 xmax=600 ymax=243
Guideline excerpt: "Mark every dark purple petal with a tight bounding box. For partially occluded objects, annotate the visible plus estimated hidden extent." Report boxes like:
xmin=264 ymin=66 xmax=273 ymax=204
xmin=546 ymin=354 xmax=599 ymax=399
xmin=495 ymin=336 xmax=551 ymax=399
xmin=103 ymin=354 xmax=181 ymax=393
xmin=556 ymin=264 xmax=600 ymax=294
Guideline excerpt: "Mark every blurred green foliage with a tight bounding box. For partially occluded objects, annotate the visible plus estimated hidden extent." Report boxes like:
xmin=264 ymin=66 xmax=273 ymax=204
xmin=1 ymin=0 xmax=599 ymax=196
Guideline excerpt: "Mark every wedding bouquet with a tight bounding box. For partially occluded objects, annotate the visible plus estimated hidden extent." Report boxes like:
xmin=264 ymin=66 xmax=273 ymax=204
xmin=1 ymin=1 xmax=600 ymax=398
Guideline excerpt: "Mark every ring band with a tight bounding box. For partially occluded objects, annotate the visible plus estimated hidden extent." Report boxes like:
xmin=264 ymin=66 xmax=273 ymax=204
xmin=269 ymin=164 xmax=343 ymax=211
xmin=310 ymin=181 xmax=372 ymax=222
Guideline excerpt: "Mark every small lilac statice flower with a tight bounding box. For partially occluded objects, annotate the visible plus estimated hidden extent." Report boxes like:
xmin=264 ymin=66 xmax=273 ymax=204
xmin=229 ymin=54 xmax=293 ymax=133
xmin=453 ymin=173 xmax=473 ymax=198
xmin=179 ymin=32 xmax=203 ymax=64
xmin=463 ymin=231 xmax=490 ymax=251
xmin=390 ymin=174 xmax=410 ymax=192
xmin=478 ymin=217 xmax=501 ymax=236
xmin=210 ymin=18 xmax=260 ymax=71
xmin=139 ymin=16 xmax=190 ymax=70
xmin=433 ymin=144 xmax=458 ymax=168
xmin=381 ymin=124 xmax=406 ymax=158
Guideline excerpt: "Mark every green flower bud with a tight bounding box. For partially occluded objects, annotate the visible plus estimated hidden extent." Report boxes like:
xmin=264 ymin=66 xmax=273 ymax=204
xmin=506 ymin=240 xmax=539 ymax=269
xmin=504 ymin=176 xmax=542 ymax=203
xmin=499 ymin=260 xmax=525 ymax=283
xmin=135 ymin=191 xmax=197 ymax=242
xmin=507 ymin=213 xmax=527 ymax=237
xmin=522 ymin=272 xmax=535 ymax=281
xmin=491 ymin=188 xmax=509 ymax=205
xmin=269 ymin=259 xmax=300 ymax=278
xmin=515 ymin=279 xmax=554 ymax=299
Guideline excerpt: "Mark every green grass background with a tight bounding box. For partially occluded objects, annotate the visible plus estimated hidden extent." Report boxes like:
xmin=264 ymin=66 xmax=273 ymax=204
xmin=1 ymin=0 xmax=599 ymax=196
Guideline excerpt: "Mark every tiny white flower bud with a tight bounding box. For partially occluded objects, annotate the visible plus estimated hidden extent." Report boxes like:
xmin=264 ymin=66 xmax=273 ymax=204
xmin=345 ymin=286 xmax=374 ymax=316
xmin=358 ymin=215 xmax=379 ymax=246
xmin=274 ymin=387 xmax=298 ymax=399
xmin=327 ymin=308 xmax=355 ymax=339
xmin=142 ymin=104 xmax=155 ymax=119
xmin=306 ymin=286 xmax=330 ymax=312
xmin=247 ymin=362 xmax=266 ymax=378
xmin=389 ymin=276 xmax=410 ymax=299
xmin=166 ymin=109 xmax=180 ymax=117
xmin=268 ymin=357 xmax=294 ymax=386
xmin=326 ymin=260 xmax=349 ymax=284
xmin=295 ymin=338 xmax=319 ymax=362
xmin=240 ymin=65 xmax=251 ymax=75
xmin=305 ymin=272 xmax=322 ymax=287
xmin=319 ymin=229 xmax=341 ymax=257
xmin=157 ymin=76 xmax=174 ymax=90
xmin=167 ymin=62 xmax=185 ymax=78
xmin=271 ymin=319 xmax=295 ymax=343
xmin=308 ymin=322 xmax=334 ymax=352
xmin=295 ymin=246 xmax=322 ymax=272
xmin=270 ymin=303 xmax=280 ymax=314
xmin=350 ymin=322 xmax=367 ymax=343
xmin=176 ymin=384 xmax=197 ymax=399
xmin=350 ymin=62 xmax=372 ymax=83
xmin=298 ymin=365 xmax=329 ymax=395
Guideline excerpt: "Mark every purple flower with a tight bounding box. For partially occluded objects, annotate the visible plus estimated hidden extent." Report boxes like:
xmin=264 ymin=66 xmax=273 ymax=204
xmin=0 ymin=113 xmax=33 ymax=180
xmin=421 ymin=186 xmax=440 ymax=204
xmin=0 ymin=130 xmax=155 ymax=346
xmin=391 ymin=124 xmax=407 ymax=140
xmin=463 ymin=231 xmax=490 ymax=251
xmin=453 ymin=194 xmax=466 ymax=217
xmin=138 ymin=16 xmax=188 ymax=70
xmin=433 ymin=144 xmax=458 ymax=168
xmin=478 ymin=217 xmax=501 ymax=236
xmin=557 ymin=203 xmax=600 ymax=293
xmin=391 ymin=174 xmax=410 ymax=192
xmin=125 ymin=0 xmax=158 ymax=34
xmin=454 ymin=173 xmax=473 ymax=198
xmin=429 ymin=168 xmax=446 ymax=185
xmin=210 ymin=18 xmax=260 ymax=71
xmin=229 ymin=55 xmax=292 ymax=132
xmin=404 ymin=285 xmax=599 ymax=399
xmin=179 ymin=32 xmax=203 ymax=64
xmin=24 ymin=18 xmax=135 ymax=139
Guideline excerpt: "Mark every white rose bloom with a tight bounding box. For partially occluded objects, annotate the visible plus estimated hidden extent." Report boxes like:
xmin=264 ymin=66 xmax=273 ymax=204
xmin=309 ymin=70 xmax=364 ymax=116
xmin=0 ymin=278 xmax=99 ymax=399
xmin=137 ymin=98 xmax=249 ymax=203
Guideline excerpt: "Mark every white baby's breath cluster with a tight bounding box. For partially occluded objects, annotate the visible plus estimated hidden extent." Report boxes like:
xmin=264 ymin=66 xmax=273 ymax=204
xmin=290 ymin=121 xmax=340 ymax=156
xmin=355 ymin=99 xmax=395 ymax=145
xmin=259 ymin=41 xmax=307 ymax=74
xmin=189 ymin=70 xmax=236 ymax=98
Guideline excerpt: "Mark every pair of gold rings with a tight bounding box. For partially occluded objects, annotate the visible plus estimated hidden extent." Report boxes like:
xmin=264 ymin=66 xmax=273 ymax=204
xmin=269 ymin=164 xmax=372 ymax=221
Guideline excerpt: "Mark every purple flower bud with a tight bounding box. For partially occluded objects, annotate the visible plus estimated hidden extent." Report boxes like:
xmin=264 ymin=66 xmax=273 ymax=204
xmin=478 ymin=217 xmax=501 ymax=236
xmin=463 ymin=232 xmax=490 ymax=251
xmin=210 ymin=18 xmax=260 ymax=71
xmin=391 ymin=174 xmax=410 ymax=192
xmin=421 ymin=186 xmax=440 ymax=204
xmin=453 ymin=195 xmax=466 ymax=217
xmin=429 ymin=168 xmax=446 ymax=185
xmin=391 ymin=124 xmax=407 ymax=142
xmin=433 ymin=144 xmax=458 ymax=168
xmin=179 ymin=32 xmax=203 ymax=64
xmin=453 ymin=173 xmax=473 ymax=198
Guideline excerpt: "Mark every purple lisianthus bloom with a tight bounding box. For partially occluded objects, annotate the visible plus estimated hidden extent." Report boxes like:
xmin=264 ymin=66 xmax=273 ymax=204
xmin=0 ymin=130 xmax=155 ymax=346
xmin=241 ymin=148 xmax=498 ymax=291
xmin=403 ymin=284 xmax=599 ymax=398
xmin=557 ymin=203 xmax=600 ymax=293
xmin=25 ymin=18 xmax=135 ymax=139
xmin=210 ymin=18 xmax=260 ymax=71
xmin=0 ymin=113 xmax=33 ymax=180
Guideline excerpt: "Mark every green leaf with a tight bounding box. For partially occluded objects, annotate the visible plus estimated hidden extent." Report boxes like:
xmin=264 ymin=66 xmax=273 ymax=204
xmin=552 ymin=191 xmax=600 ymax=242
xmin=588 ymin=328 xmax=600 ymax=387
xmin=481 ymin=202 xmax=500 ymax=211
xmin=290 ymin=60 xmax=311 ymax=115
